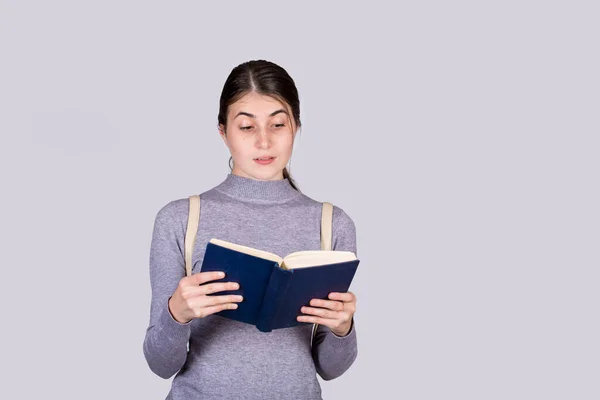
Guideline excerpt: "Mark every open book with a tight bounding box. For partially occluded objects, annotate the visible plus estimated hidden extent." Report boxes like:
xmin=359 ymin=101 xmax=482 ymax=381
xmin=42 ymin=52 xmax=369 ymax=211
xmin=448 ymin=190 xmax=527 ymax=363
xmin=200 ymin=238 xmax=360 ymax=332
xmin=208 ymin=238 xmax=357 ymax=270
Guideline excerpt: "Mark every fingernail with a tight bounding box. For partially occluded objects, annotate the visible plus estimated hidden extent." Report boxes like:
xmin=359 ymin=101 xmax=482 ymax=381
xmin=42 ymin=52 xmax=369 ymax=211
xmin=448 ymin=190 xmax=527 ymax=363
xmin=218 ymin=272 xmax=225 ymax=277
xmin=237 ymin=296 xmax=243 ymax=301
xmin=231 ymin=304 xmax=238 ymax=309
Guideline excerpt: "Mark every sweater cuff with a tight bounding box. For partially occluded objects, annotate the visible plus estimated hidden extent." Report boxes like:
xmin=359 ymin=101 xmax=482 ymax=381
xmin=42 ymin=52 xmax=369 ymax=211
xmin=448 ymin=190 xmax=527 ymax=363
xmin=329 ymin=319 xmax=356 ymax=343
xmin=158 ymin=298 xmax=192 ymax=343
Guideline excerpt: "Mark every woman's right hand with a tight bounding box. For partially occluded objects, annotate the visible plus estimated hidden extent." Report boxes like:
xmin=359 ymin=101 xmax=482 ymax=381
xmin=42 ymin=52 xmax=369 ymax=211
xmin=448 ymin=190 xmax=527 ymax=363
xmin=168 ymin=271 xmax=243 ymax=324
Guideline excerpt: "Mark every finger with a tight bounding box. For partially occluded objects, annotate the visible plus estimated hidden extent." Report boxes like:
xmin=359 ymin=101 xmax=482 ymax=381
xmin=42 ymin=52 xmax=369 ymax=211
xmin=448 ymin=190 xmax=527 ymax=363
xmin=300 ymin=306 xmax=339 ymax=320
xmin=181 ymin=281 xmax=239 ymax=299
xmin=189 ymin=294 xmax=244 ymax=309
xmin=308 ymin=298 xmax=344 ymax=311
xmin=296 ymin=315 xmax=328 ymax=326
xmin=190 ymin=271 xmax=226 ymax=285
xmin=197 ymin=281 xmax=240 ymax=296
xmin=192 ymin=302 xmax=239 ymax=319
xmin=297 ymin=315 xmax=350 ymax=332
xmin=328 ymin=292 xmax=355 ymax=302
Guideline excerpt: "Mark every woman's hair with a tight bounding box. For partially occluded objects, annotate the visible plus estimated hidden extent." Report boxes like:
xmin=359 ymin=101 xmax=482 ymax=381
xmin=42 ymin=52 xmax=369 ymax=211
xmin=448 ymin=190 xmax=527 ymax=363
xmin=218 ymin=60 xmax=301 ymax=191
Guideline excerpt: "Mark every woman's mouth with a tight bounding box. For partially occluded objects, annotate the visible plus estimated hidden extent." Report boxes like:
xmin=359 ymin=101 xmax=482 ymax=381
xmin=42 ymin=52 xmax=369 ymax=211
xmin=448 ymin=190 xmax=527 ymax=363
xmin=254 ymin=156 xmax=275 ymax=165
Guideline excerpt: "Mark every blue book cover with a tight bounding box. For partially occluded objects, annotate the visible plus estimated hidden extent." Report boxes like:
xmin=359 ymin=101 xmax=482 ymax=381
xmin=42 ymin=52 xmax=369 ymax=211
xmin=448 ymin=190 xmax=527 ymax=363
xmin=200 ymin=240 xmax=360 ymax=332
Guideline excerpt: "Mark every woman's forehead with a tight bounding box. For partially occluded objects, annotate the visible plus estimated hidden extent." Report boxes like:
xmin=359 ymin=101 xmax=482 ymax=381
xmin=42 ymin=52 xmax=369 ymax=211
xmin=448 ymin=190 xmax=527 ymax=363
xmin=229 ymin=92 xmax=288 ymax=116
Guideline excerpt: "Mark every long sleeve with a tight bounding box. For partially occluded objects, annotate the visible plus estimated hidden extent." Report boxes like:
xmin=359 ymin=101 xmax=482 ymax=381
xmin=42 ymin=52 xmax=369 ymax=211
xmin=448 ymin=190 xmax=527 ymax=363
xmin=143 ymin=202 xmax=192 ymax=379
xmin=312 ymin=206 xmax=359 ymax=381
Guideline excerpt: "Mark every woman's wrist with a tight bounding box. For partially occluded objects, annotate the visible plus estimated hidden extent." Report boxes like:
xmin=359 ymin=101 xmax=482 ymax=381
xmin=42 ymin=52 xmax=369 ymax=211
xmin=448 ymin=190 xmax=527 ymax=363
xmin=331 ymin=318 xmax=353 ymax=337
xmin=168 ymin=296 xmax=190 ymax=324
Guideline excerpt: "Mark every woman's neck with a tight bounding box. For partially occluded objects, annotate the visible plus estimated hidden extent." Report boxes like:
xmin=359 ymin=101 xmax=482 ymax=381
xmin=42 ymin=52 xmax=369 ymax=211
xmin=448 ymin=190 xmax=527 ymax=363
xmin=214 ymin=173 xmax=300 ymax=203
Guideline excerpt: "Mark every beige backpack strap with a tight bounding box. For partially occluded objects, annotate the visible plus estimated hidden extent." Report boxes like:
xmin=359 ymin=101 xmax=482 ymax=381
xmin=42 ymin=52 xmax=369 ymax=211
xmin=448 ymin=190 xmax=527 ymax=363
xmin=184 ymin=195 xmax=201 ymax=277
xmin=312 ymin=202 xmax=334 ymax=346
xmin=320 ymin=202 xmax=333 ymax=252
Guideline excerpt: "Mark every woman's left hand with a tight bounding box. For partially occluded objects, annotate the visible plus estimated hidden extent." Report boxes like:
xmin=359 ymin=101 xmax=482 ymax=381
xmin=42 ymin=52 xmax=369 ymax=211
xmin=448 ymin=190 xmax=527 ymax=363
xmin=297 ymin=291 xmax=356 ymax=337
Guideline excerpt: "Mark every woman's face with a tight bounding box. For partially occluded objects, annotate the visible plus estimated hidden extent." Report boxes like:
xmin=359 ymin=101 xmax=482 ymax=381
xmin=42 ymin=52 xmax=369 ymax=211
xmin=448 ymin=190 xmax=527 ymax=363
xmin=219 ymin=92 xmax=297 ymax=181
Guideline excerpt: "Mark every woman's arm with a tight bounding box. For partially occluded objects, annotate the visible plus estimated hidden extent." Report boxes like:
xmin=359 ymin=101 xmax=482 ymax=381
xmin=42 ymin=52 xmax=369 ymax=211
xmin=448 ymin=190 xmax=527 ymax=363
xmin=142 ymin=202 xmax=191 ymax=379
xmin=311 ymin=206 xmax=359 ymax=381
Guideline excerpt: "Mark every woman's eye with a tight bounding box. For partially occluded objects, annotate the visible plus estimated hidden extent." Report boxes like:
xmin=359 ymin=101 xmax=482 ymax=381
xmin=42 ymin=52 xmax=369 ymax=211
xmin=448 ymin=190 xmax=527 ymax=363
xmin=240 ymin=124 xmax=284 ymax=131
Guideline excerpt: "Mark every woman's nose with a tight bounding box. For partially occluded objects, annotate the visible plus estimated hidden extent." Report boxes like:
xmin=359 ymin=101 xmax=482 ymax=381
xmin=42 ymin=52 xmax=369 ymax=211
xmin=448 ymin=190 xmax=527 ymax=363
xmin=255 ymin=129 xmax=272 ymax=148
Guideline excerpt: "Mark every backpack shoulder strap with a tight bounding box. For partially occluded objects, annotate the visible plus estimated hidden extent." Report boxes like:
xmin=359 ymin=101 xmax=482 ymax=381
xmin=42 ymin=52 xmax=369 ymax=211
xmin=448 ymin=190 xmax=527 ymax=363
xmin=320 ymin=202 xmax=334 ymax=251
xmin=184 ymin=195 xmax=201 ymax=277
xmin=312 ymin=201 xmax=334 ymax=346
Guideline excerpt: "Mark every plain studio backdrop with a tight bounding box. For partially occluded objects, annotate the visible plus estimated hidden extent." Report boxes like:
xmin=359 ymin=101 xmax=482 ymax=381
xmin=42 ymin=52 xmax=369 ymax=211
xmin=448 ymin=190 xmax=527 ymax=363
xmin=0 ymin=1 xmax=598 ymax=399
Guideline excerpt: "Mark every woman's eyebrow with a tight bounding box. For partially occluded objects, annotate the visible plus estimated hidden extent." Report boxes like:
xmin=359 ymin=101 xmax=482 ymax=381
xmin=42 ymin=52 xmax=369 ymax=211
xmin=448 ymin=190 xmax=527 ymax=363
xmin=234 ymin=109 xmax=288 ymax=119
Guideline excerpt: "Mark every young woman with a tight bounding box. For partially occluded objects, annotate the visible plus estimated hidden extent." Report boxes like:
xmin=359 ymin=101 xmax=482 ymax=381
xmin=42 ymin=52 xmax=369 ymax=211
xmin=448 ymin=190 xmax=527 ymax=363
xmin=143 ymin=60 xmax=359 ymax=399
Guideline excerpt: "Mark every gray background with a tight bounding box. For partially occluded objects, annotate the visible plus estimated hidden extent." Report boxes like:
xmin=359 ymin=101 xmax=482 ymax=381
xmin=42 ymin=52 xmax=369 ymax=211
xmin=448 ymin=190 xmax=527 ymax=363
xmin=1 ymin=1 xmax=598 ymax=399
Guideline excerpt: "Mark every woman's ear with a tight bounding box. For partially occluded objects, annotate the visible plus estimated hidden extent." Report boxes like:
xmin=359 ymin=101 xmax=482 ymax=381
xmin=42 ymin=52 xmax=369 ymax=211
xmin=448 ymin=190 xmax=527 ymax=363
xmin=218 ymin=124 xmax=228 ymax=146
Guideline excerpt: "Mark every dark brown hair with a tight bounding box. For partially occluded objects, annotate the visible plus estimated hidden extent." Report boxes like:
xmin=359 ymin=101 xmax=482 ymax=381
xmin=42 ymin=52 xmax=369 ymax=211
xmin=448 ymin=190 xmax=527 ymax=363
xmin=218 ymin=60 xmax=301 ymax=191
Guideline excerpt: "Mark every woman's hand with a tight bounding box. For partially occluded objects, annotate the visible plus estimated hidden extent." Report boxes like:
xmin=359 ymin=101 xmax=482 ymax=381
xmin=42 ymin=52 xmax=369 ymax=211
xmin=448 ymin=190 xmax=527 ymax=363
xmin=168 ymin=271 xmax=243 ymax=324
xmin=297 ymin=291 xmax=357 ymax=337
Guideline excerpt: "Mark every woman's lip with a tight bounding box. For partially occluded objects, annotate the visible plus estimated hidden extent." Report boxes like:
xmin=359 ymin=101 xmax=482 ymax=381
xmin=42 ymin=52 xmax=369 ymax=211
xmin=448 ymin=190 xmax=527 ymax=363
xmin=254 ymin=157 xmax=275 ymax=165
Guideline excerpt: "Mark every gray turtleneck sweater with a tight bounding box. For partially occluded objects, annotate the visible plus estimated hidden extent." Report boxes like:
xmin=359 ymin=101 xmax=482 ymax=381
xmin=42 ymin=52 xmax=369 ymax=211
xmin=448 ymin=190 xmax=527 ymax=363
xmin=143 ymin=174 xmax=358 ymax=400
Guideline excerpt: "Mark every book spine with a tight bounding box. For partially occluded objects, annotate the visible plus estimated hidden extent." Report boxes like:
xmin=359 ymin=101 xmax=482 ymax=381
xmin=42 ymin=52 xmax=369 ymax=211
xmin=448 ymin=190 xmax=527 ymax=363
xmin=255 ymin=265 xmax=293 ymax=332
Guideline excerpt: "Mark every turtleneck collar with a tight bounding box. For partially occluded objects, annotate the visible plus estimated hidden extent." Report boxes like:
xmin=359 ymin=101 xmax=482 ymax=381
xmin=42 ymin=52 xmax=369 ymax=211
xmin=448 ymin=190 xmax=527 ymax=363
xmin=214 ymin=173 xmax=301 ymax=203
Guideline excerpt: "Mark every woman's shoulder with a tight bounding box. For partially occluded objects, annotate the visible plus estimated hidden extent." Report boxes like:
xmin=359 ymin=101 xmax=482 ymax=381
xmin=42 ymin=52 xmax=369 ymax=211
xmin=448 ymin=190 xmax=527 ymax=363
xmin=152 ymin=186 xmax=221 ymax=223
xmin=332 ymin=204 xmax=356 ymax=231
xmin=296 ymin=192 xmax=356 ymax=231
xmin=329 ymin=202 xmax=357 ymax=254
xmin=152 ymin=196 xmax=196 ymax=232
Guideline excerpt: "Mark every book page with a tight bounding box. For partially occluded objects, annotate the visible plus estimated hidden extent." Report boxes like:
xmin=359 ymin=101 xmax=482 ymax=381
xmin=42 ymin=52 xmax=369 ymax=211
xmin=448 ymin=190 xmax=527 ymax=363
xmin=209 ymin=238 xmax=283 ymax=264
xmin=282 ymin=250 xmax=356 ymax=270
